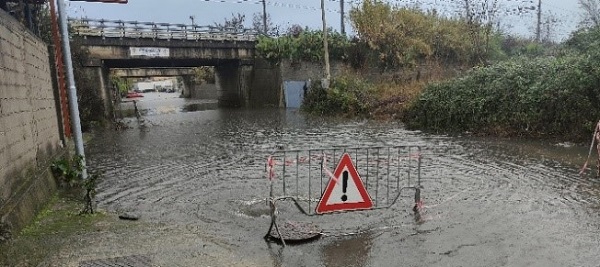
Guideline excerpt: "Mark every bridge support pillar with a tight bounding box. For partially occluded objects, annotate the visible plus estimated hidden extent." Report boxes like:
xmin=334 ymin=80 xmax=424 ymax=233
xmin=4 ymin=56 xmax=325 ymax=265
xmin=215 ymin=60 xmax=281 ymax=108
xmin=215 ymin=61 xmax=244 ymax=107
xmin=240 ymin=64 xmax=253 ymax=107
xmin=181 ymin=75 xmax=218 ymax=99
xmin=249 ymin=59 xmax=282 ymax=108
xmin=80 ymin=65 xmax=113 ymax=121
xmin=181 ymin=75 xmax=193 ymax=98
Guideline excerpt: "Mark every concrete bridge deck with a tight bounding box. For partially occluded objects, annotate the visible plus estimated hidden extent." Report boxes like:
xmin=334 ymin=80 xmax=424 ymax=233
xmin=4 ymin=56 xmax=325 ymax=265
xmin=70 ymin=18 xmax=258 ymax=42
xmin=71 ymin=18 xmax=280 ymax=111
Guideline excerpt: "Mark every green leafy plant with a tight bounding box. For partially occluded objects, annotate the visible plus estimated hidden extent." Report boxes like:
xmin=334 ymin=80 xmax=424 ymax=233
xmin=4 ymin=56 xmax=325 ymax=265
xmin=51 ymin=155 xmax=100 ymax=214
xmin=51 ymin=155 xmax=84 ymax=188
xmin=110 ymin=76 xmax=133 ymax=96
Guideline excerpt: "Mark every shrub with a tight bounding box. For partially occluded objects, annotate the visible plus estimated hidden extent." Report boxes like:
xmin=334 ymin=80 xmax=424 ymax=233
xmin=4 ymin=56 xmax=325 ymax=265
xmin=256 ymin=29 xmax=352 ymax=63
xmin=405 ymin=54 xmax=600 ymax=140
xmin=302 ymin=76 xmax=376 ymax=117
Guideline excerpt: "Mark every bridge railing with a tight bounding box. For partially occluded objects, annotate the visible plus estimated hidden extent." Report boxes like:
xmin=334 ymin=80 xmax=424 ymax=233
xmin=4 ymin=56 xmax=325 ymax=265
xmin=68 ymin=18 xmax=259 ymax=41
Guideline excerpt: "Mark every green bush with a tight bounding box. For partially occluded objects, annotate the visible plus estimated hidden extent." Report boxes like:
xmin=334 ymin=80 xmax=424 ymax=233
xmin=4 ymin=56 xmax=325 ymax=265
xmin=302 ymin=76 xmax=376 ymax=117
xmin=565 ymin=26 xmax=600 ymax=53
xmin=256 ymin=29 xmax=351 ymax=63
xmin=51 ymin=155 xmax=85 ymax=188
xmin=405 ymin=53 xmax=600 ymax=140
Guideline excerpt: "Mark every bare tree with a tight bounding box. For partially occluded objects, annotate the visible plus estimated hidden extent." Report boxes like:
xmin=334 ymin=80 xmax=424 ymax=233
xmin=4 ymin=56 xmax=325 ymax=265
xmin=461 ymin=0 xmax=501 ymax=62
xmin=542 ymin=12 xmax=559 ymax=43
xmin=252 ymin=12 xmax=279 ymax=36
xmin=214 ymin=13 xmax=246 ymax=33
xmin=579 ymin=0 xmax=600 ymax=27
xmin=286 ymin=24 xmax=304 ymax=37
xmin=462 ymin=0 xmax=501 ymax=25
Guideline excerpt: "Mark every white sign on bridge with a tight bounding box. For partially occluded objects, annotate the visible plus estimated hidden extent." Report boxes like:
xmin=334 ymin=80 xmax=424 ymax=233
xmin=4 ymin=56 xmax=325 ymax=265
xmin=129 ymin=47 xmax=170 ymax=58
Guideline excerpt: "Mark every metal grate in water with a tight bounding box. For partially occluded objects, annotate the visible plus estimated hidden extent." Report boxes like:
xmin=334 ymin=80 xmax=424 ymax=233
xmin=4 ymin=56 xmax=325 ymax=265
xmin=79 ymin=255 xmax=153 ymax=267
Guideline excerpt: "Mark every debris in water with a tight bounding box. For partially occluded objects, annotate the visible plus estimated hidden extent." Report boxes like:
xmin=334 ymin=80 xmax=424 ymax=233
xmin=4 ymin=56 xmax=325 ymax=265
xmin=267 ymin=221 xmax=321 ymax=243
xmin=118 ymin=213 xmax=140 ymax=221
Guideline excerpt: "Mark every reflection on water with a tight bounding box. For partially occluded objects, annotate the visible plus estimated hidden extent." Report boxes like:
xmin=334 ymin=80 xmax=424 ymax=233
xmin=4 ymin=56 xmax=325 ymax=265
xmin=462 ymin=136 xmax=591 ymax=170
xmin=117 ymin=93 xmax=219 ymax=118
xmin=86 ymin=94 xmax=600 ymax=266
xmin=181 ymin=102 xmax=219 ymax=113
xmin=322 ymin=234 xmax=373 ymax=267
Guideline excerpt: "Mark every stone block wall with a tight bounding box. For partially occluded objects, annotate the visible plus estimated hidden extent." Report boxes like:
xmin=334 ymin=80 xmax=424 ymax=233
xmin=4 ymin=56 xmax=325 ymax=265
xmin=0 ymin=10 xmax=63 ymax=240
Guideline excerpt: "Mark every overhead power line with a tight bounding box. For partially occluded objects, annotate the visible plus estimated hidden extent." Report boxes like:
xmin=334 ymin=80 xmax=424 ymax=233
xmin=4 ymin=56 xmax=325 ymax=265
xmin=544 ymin=2 xmax=581 ymax=15
xmin=193 ymin=0 xmax=579 ymax=40
xmin=195 ymin=0 xmax=343 ymax=13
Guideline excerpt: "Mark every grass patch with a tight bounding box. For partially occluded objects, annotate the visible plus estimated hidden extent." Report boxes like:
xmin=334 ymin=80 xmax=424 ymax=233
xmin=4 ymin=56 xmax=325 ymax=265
xmin=20 ymin=197 xmax=105 ymax=237
xmin=0 ymin=195 xmax=106 ymax=266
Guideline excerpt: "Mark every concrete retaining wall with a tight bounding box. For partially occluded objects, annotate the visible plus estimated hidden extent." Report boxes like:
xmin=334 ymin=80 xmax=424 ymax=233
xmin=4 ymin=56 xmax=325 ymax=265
xmin=279 ymin=59 xmax=347 ymax=82
xmin=249 ymin=59 xmax=282 ymax=108
xmin=190 ymin=82 xmax=218 ymax=100
xmin=277 ymin=59 xmax=347 ymax=108
xmin=0 ymin=10 xmax=63 ymax=240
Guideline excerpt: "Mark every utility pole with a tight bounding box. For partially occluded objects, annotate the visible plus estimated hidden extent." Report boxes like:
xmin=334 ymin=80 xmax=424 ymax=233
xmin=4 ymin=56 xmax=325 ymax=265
xmin=262 ymin=0 xmax=267 ymax=35
xmin=464 ymin=0 xmax=472 ymax=23
xmin=57 ymin=0 xmax=87 ymax=179
xmin=536 ymin=0 xmax=542 ymax=42
xmin=321 ymin=0 xmax=331 ymax=88
xmin=340 ymin=0 xmax=345 ymax=35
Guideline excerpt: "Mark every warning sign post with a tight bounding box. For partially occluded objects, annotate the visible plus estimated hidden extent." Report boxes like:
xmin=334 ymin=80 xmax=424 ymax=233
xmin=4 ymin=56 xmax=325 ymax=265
xmin=316 ymin=153 xmax=373 ymax=214
xmin=264 ymin=146 xmax=428 ymax=247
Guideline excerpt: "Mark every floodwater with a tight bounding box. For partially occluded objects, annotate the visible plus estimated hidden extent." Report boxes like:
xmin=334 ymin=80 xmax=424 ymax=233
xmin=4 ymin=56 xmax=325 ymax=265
xmin=86 ymin=93 xmax=600 ymax=266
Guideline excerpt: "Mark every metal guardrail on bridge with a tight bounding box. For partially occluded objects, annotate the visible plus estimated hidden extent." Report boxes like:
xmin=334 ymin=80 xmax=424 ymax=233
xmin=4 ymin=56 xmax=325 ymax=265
xmin=69 ymin=18 xmax=259 ymax=42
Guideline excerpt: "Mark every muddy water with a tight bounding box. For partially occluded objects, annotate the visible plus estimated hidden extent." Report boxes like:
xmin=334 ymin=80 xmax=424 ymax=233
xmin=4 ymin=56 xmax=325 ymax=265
xmin=87 ymin=93 xmax=600 ymax=266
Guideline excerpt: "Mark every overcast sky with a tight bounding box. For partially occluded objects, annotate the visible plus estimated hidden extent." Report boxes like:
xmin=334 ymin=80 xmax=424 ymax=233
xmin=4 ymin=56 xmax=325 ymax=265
xmin=66 ymin=0 xmax=583 ymax=41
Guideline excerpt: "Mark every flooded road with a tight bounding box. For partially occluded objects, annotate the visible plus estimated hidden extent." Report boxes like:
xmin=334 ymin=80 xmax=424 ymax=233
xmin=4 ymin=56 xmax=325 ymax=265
xmin=86 ymin=93 xmax=600 ymax=266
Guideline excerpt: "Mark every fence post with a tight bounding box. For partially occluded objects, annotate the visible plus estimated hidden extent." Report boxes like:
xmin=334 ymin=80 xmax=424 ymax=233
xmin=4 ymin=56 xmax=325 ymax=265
xmin=133 ymin=22 xmax=139 ymax=39
xmin=119 ymin=20 xmax=125 ymax=38
xmin=100 ymin=19 xmax=105 ymax=39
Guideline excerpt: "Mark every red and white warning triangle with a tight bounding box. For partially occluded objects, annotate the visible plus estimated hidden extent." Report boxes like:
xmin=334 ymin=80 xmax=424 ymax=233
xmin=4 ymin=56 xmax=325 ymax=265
xmin=316 ymin=153 xmax=373 ymax=214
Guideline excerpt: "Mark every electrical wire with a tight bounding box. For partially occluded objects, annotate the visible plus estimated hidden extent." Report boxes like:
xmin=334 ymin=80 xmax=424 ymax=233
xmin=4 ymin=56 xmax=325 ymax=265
xmin=192 ymin=0 xmax=343 ymax=13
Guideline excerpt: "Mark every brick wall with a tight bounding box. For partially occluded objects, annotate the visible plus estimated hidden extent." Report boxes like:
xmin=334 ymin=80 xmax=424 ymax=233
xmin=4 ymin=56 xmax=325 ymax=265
xmin=0 ymin=10 xmax=63 ymax=238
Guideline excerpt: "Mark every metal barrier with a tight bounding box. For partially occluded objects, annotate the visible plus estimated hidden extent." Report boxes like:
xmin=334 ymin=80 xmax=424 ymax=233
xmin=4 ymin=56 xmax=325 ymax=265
xmin=68 ymin=18 xmax=259 ymax=41
xmin=265 ymin=146 xmax=430 ymax=246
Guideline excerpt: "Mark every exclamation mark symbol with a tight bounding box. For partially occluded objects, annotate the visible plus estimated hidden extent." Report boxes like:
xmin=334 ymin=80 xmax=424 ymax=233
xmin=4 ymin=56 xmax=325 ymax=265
xmin=341 ymin=171 xmax=348 ymax=202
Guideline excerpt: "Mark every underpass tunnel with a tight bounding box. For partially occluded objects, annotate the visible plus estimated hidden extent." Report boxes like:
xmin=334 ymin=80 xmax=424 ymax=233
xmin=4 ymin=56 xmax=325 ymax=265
xmin=84 ymin=56 xmax=282 ymax=117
